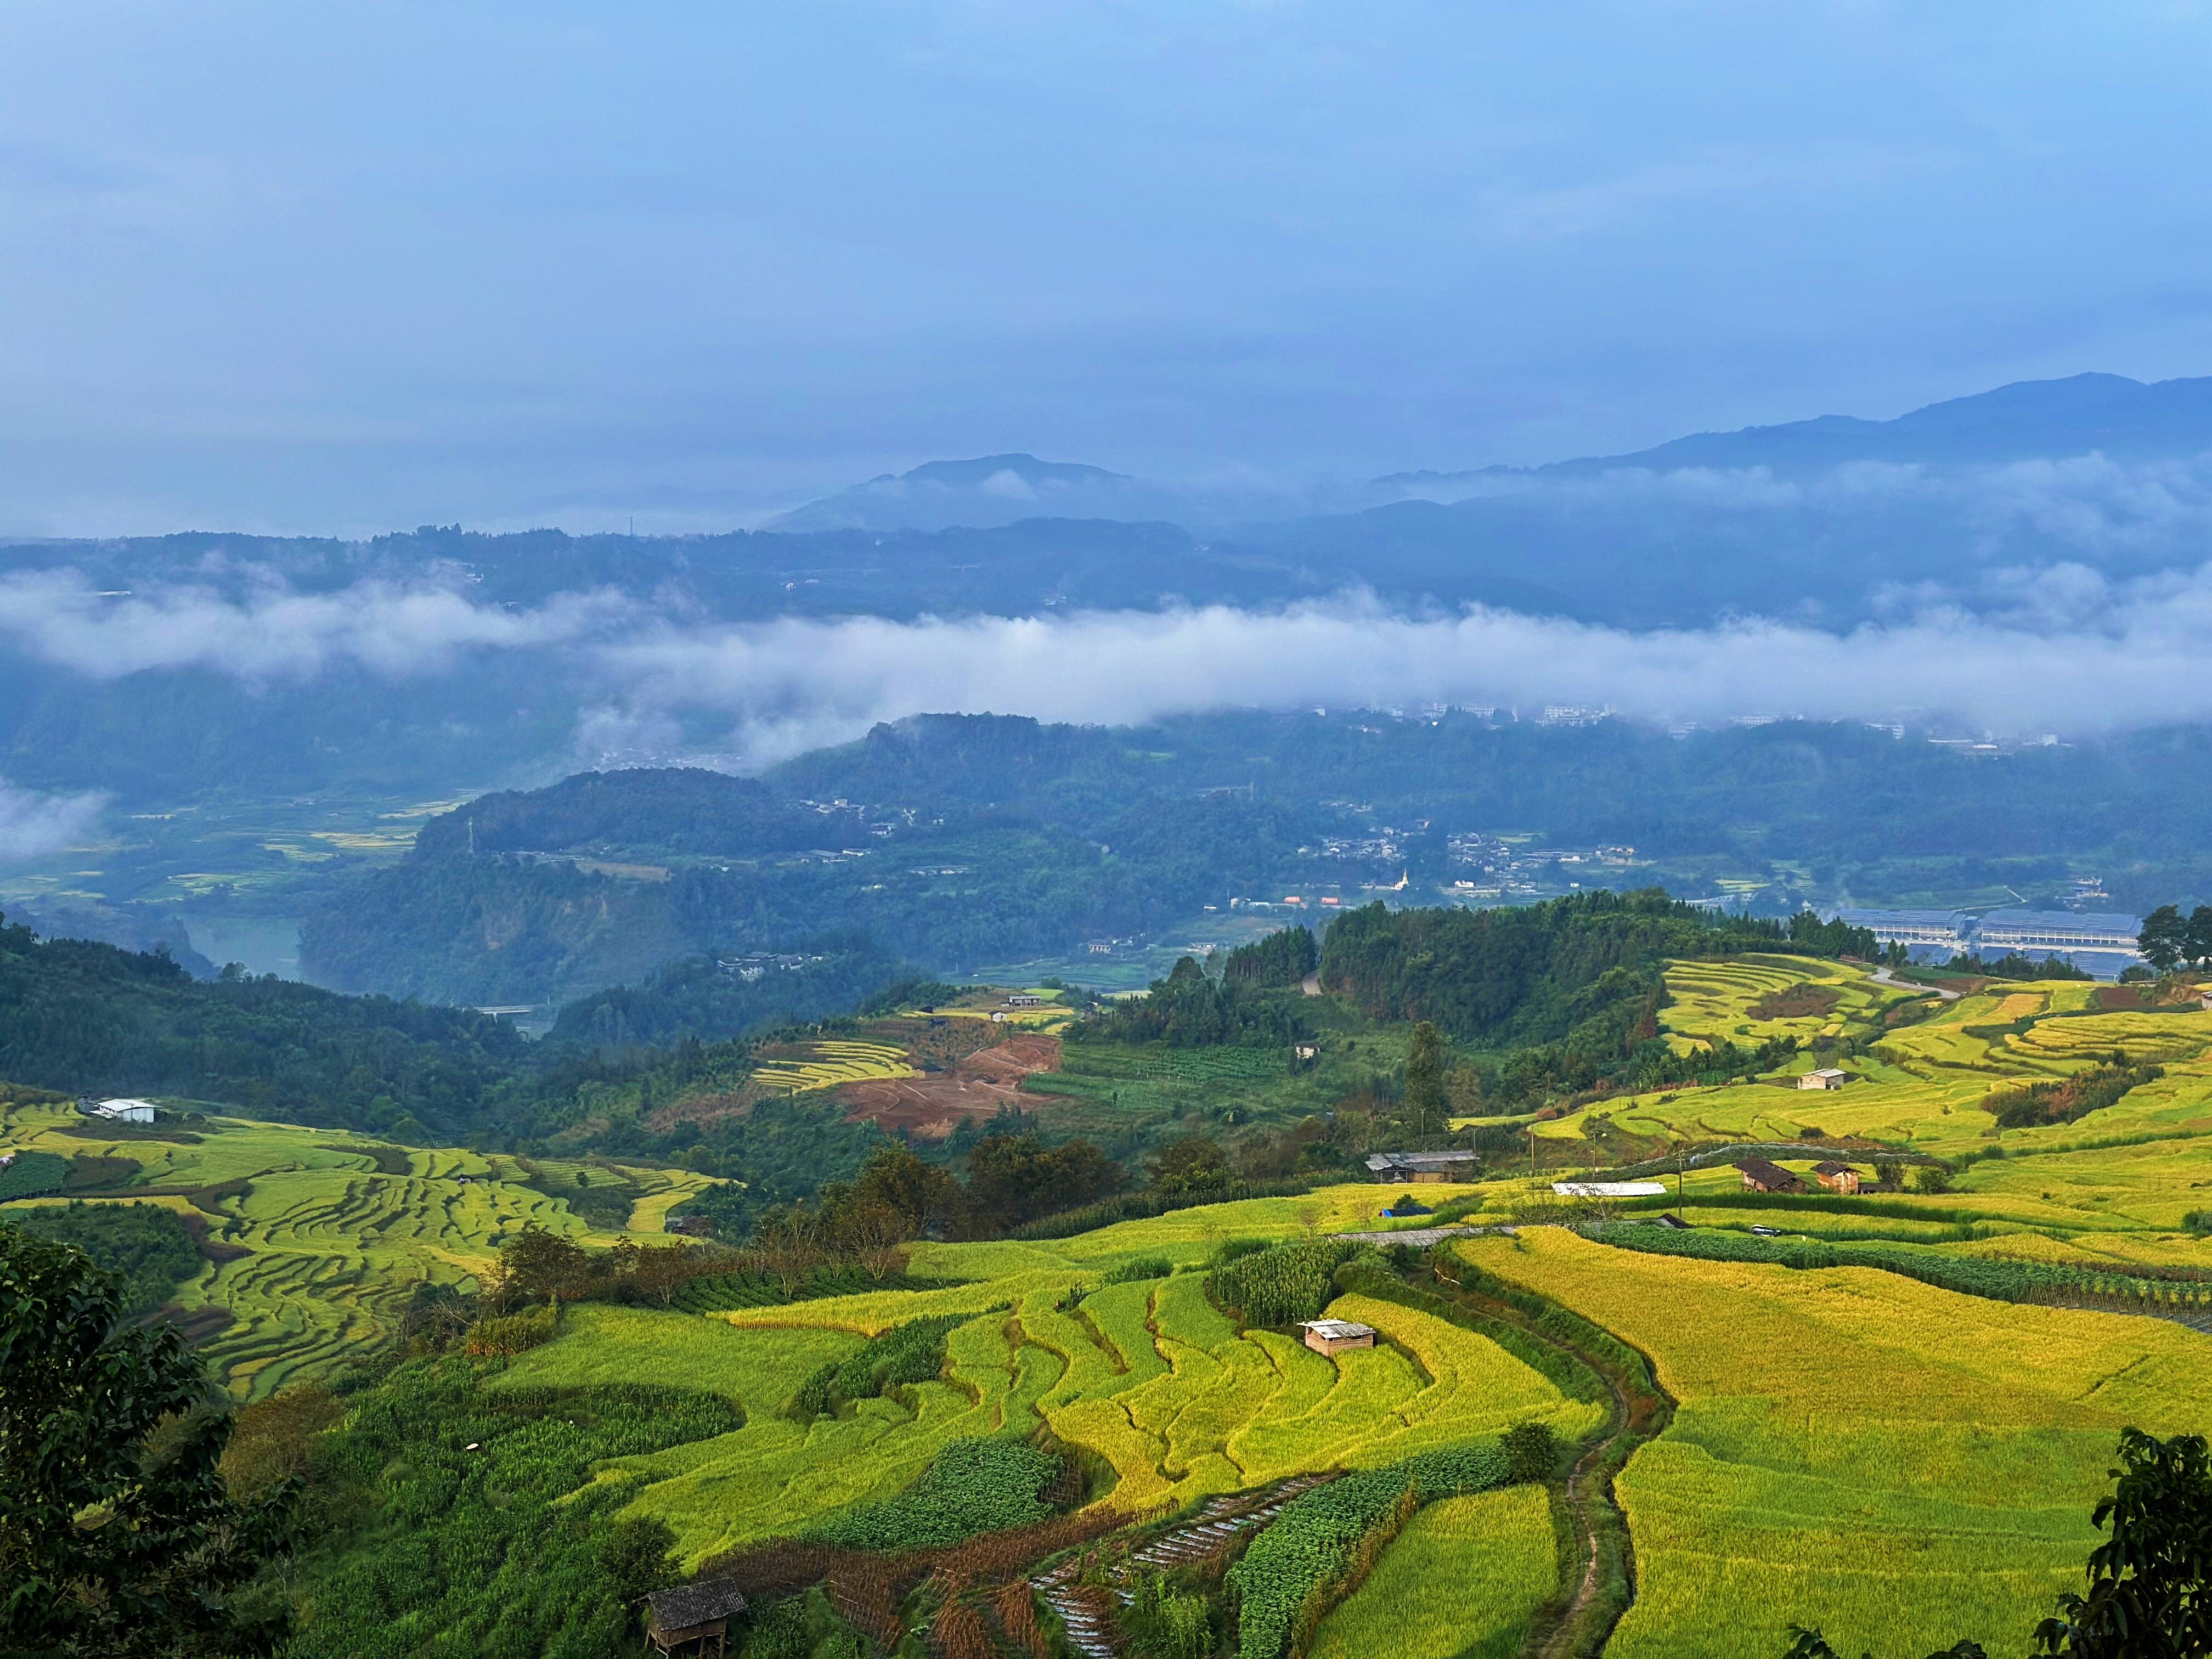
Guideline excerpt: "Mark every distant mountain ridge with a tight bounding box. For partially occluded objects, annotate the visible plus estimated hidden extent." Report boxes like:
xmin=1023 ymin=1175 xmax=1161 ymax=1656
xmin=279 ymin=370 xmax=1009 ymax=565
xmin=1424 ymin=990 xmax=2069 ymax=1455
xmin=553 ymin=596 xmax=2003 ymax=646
xmin=770 ymin=452 xmax=1151 ymax=532
xmin=1378 ymin=371 xmax=2212 ymax=492
xmin=775 ymin=371 xmax=2212 ymax=532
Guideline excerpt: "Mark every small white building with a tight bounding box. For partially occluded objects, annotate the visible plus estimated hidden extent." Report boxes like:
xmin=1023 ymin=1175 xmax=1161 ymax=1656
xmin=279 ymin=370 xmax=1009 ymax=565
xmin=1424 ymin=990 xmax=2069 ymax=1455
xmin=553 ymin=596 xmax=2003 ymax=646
xmin=1004 ymin=994 xmax=1044 ymax=1009
xmin=86 ymin=1097 xmax=159 ymax=1124
xmin=1797 ymin=1068 xmax=1847 ymax=1091
xmin=1299 ymin=1318 xmax=1377 ymax=1356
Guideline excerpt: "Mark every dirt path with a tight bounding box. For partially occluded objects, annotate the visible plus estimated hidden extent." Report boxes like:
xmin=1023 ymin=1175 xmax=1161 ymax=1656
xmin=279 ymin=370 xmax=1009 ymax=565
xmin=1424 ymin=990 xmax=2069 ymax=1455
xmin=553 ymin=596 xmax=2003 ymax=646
xmin=1867 ymin=965 xmax=1961 ymax=1002
xmin=1539 ymin=1364 xmax=1634 ymax=1659
xmin=1426 ymin=1251 xmax=1673 ymax=1659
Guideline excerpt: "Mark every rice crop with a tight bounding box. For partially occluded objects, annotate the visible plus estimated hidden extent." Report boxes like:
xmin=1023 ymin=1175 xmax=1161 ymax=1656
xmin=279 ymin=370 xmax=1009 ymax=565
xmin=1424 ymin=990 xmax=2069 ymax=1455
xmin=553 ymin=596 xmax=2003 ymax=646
xmin=1454 ymin=1227 xmax=2212 ymax=1659
xmin=1583 ymin=1220 xmax=2212 ymax=1315
xmin=750 ymin=1039 xmax=917 ymax=1093
xmin=1307 ymin=1485 xmax=1557 ymax=1659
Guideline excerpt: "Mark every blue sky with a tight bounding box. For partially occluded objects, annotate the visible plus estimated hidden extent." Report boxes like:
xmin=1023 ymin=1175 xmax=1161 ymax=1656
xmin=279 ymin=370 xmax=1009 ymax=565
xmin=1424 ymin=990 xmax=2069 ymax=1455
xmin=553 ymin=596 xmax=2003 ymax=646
xmin=7 ymin=1 xmax=2212 ymax=534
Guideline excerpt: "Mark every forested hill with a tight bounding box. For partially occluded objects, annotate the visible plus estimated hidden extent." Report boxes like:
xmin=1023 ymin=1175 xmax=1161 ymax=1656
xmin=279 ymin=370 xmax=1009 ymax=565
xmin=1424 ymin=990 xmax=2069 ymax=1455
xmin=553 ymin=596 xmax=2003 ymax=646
xmin=1083 ymin=894 xmax=1875 ymax=1102
xmin=1319 ymin=892 xmax=1875 ymax=1045
xmin=0 ymin=913 xmax=527 ymax=1141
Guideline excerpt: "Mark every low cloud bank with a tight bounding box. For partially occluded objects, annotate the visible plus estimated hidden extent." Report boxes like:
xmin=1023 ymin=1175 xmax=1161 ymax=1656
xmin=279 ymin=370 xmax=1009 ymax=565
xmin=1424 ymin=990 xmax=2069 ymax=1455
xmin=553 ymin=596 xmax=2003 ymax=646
xmin=4 ymin=562 xmax=2212 ymax=769
xmin=596 ymin=569 xmax=2212 ymax=763
xmin=0 ymin=778 xmax=106 ymax=862
xmin=0 ymin=568 xmax=632 ymax=682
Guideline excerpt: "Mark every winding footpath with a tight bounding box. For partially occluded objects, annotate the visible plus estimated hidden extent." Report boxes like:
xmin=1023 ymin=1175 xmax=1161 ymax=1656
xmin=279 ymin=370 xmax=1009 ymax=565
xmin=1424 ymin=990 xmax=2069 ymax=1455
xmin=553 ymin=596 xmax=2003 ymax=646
xmin=1866 ymin=964 xmax=1962 ymax=1001
xmin=1426 ymin=1249 xmax=1675 ymax=1659
xmin=1539 ymin=1362 xmax=1634 ymax=1659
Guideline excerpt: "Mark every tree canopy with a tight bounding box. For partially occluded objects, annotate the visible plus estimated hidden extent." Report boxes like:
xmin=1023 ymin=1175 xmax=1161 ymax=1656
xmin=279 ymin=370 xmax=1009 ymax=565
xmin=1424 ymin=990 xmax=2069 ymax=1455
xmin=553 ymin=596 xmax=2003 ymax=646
xmin=0 ymin=1225 xmax=293 ymax=1657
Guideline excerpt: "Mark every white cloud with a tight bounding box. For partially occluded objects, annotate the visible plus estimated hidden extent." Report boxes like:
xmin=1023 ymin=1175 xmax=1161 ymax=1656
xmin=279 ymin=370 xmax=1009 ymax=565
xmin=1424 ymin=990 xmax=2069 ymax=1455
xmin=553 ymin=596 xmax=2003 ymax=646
xmin=590 ymin=571 xmax=2212 ymax=765
xmin=0 ymin=778 xmax=105 ymax=862
xmin=0 ymin=568 xmax=634 ymax=682
xmin=5 ymin=561 xmax=2212 ymax=774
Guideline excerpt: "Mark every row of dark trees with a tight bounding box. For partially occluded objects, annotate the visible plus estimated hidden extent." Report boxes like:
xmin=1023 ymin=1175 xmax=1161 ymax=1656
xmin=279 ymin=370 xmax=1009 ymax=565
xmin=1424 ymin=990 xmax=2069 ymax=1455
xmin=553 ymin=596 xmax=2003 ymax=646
xmin=1075 ymin=955 xmax=1311 ymax=1047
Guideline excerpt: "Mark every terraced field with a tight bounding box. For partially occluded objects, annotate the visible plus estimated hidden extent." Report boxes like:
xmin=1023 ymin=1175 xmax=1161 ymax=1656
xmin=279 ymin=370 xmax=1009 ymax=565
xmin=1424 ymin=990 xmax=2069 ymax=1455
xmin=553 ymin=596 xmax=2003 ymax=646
xmin=749 ymin=1039 xmax=918 ymax=1093
xmin=1659 ymin=955 xmax=1887 ymax=1052
xmin=1308 ymin=1484 xmax=1558 ymax=1659
xmin=1571 ymin=961 xmax=2212 ymax=1164
xmin=1453 ymin=1227 xmax=2212 ymax=1659
xmin=0 ymin=1101 xmax=711 ymax=1397
xmin=494 ymin=1218 xmax=1596 ymax=1566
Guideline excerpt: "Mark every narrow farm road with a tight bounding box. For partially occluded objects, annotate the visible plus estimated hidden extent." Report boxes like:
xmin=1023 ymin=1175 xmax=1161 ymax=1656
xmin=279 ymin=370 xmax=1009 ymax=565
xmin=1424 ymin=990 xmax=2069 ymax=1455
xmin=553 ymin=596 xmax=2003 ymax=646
xmin=1867 ymin=965 xmax=1961 ymax=1002
xmin=1538 ymin=1364 xmax=1633 ymax=1659
xmin=1425 ymin=1244 xmax=1675 ymax=1659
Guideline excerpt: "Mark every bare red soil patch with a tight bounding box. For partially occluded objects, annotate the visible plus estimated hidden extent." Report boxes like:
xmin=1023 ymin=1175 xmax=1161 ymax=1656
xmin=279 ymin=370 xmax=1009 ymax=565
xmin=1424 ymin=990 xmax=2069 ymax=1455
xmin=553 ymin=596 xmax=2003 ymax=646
xmin=840 ymin=1034 xmax=1063 ymax=1139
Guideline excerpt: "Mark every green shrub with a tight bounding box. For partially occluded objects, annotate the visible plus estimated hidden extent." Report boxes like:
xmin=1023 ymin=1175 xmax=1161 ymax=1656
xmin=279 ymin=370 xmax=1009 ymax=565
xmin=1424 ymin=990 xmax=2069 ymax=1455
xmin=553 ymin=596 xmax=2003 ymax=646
xmin=1501 ymin=1421 xmax=1559 ymax=1485
xmin=788 ymin=1313 xmax=970 ymax=1419
xmin=464 ymin=1303 xmax=560 ymax=1358
xmin=1212 ymin=1240 xmax=1373 ymax=1327
xmin=741 ymin=1588 xmax=868 ymax=1659
xmin=1102 ymin=1255 xmax=1175 ymax=1285
xmin=808 ymin=1437 xmax=1058 ymax=1552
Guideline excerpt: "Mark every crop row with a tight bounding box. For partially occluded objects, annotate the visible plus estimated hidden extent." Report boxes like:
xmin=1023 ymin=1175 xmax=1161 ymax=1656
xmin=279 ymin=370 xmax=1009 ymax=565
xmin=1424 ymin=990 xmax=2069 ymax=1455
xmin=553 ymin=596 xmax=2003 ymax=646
xmin=1584 ymin=1221 xmax=2212 ymax=1314
xmin=1228 ymin=1441 xmax=1514 ymax=1659
xmin=807 ymin=1436 xmax=1059 ymax=1552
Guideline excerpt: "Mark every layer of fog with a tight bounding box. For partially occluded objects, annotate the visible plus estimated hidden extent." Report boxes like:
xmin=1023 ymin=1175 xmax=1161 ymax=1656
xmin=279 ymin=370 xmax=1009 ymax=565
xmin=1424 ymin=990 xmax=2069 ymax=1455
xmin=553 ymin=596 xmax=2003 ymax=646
xmin=590 ymin=566 xmax=2212 ymax=766
xmin=0 ymin=777 xmax=106 ymax=862
xmin=5 ymin=559 xmax=2210 ymax=779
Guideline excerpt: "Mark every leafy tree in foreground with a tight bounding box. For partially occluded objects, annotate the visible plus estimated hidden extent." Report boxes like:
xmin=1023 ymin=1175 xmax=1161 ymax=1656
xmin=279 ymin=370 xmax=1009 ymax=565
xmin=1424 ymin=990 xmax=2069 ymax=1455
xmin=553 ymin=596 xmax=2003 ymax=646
xmin=0 ymin=1226 xmax=292 ymax=1658
xmin=1784 ymin=1628 xmax=1984 ymax=1658
xmin=1785 ymin=1427 xmax=2212 ymax=1659
xmin=2036 ymin=1428 xmax=2212 ymax=1659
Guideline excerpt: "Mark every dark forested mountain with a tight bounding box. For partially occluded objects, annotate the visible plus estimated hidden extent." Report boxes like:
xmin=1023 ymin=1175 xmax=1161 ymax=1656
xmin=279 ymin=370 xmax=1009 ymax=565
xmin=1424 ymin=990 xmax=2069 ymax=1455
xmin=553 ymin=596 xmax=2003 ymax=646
xmin=297 ymin=712 xmax=2212 ymax=1006
xmin=0 ymin=914 xmax=528 ymax=1139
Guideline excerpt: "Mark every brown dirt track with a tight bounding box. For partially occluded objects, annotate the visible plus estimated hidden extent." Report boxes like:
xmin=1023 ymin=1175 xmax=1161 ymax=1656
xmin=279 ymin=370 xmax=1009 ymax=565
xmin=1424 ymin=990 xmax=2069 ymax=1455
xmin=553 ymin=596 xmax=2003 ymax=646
xmin=839 ymin=1033 xmax=1062 ymax=1138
